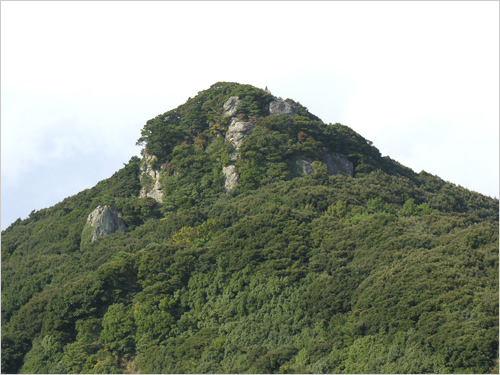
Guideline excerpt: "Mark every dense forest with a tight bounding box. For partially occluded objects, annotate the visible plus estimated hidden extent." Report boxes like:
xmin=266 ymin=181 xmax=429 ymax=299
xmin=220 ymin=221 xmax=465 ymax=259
xmin=2 ymin=82 xmax=498 ymax=374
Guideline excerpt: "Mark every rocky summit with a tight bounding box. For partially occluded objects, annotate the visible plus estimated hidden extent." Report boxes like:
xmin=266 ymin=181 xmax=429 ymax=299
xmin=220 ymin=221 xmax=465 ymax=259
xmin=137 ymin=85 xmax=356 ymax=196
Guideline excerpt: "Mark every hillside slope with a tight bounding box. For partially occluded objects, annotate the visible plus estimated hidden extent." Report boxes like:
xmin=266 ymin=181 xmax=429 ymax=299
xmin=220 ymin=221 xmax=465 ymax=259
xmin=2 ymin=82 xmax=498 ymax=374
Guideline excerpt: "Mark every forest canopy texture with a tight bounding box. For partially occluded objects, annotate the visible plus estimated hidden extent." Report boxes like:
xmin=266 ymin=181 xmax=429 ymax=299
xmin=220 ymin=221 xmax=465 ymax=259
xmin=1 ymin=82 xmax=498 ymax=374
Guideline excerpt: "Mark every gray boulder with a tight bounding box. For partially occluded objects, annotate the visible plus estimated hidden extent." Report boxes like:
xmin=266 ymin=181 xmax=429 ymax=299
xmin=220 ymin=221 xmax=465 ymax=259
xmin=86 ymin=205 xmax=126 ymax=242
xmin=269 ymin=99 xmax=299 ymax=116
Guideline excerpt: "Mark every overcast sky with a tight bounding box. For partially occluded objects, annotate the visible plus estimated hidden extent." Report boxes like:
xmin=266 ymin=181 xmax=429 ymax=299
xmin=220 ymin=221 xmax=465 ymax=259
xmin=1 ymin=1 xmax=499 ymax=230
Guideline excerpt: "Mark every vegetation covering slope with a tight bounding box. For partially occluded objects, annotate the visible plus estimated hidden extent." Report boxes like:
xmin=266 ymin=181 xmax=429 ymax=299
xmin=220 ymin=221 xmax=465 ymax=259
xmin=2 ymin=82 xmax=498 ymax=374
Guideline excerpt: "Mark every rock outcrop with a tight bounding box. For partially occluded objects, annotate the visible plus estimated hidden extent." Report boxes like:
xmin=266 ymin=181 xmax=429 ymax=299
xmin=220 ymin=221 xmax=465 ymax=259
xmin=326 ymin=153 xmax=354 ymax=176
xmin=222 ymin=96 xmax=257 ymax=190
xmin=86 ymin=205 xmax=126 ymax=242
xmin=296 ymin=153 xmax=354 ymax=177
xmin=223 ymin=96 xmax=240 ymax=117
xmin=296 ymin=158 xmax=314 ymax=175
xmin=140 ymin=179 xmax=163 ymax=203
xmin=220 ymin=95 xmax=354 ymax=190
xmin=225 ymin=119 xmax=255 ymax=161
xmin=223 ymin=165 xmax=239 ymax=192
xmin=269 ymin=99 xmax=299 ymax=116
xmin=139 ymin=151 xmax=163 ymax=203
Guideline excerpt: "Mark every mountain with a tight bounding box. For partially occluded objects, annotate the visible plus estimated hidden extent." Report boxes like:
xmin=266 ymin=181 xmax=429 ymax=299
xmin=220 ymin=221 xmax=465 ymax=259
xmin=1 ymin=82 xmax=498 ymax=374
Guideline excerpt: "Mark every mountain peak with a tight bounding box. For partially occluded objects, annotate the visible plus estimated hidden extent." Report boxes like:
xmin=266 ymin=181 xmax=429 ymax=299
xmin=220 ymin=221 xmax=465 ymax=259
xmin=135 ymin=82 xmax=383 ymax=204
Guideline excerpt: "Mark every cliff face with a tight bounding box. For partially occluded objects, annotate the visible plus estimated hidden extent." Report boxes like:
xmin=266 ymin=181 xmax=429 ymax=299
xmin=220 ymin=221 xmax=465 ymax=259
xmin=138 ymin=151 xmax=163 ymax=203
xmin=221 ymin=95 xmax=258 ymax=191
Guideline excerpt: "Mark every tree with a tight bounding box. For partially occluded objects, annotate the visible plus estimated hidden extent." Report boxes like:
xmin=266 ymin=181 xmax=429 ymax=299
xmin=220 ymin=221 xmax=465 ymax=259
xmin=100 ymin=303 xmax=136 ymax=357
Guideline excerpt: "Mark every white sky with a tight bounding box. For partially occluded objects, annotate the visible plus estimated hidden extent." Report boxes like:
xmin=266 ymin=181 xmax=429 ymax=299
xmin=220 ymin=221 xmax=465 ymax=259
xmin=1 ymin=1 xmax=499 ymax=230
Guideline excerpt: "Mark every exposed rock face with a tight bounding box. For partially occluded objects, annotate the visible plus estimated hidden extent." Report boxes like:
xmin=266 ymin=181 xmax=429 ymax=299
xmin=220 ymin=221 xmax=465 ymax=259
xmin=140 ymin=152 xmax=160 ymax=180
xmin=225 ymin=119 xmax=255 ymax=161
xmin=86 ymin=205 xmax=126 ymax=242
xmin=296 ymin=153 xmax=354 ymax=177
xmin=140 ymin=179 xmax=163 ymax=202
xmin=326 ymin=153 xmax=354 ymax=176
xmin=223 ymin=96 xmax=240 ymax=117
xmin=223 ymin=165 xmax=239 ymax=192
xmin=296 ymin=158 xmax=314 ymax=175
xmin=139 ymin=151 xmax=163 ymax=203
xmin=269 ymin=99 xmax=299 ymax=116
xmin=222 ymin=97 xmax=256 ymax=191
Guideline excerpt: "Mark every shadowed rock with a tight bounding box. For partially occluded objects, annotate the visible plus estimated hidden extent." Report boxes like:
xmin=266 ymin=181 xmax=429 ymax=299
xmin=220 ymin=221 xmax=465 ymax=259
xmin=326 ymin=153 xmax=354 ymax=176
xmin=269 ymin=99 xmax=298 ymax=116
xmin=296 ymin=153 xmax=354 ymax=177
